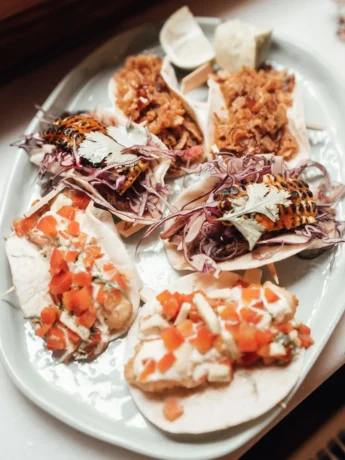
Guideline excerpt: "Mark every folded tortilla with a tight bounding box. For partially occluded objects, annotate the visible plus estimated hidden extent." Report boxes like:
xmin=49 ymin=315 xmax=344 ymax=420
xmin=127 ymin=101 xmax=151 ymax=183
xmin=206 ymin=76 xmax=311 ymax=168
xmin=108 ymin=56 xmax=206 ymax=176
xmin=29 ymin=109 xmax=171 ymax=237
xmin=163 ymin=175 xmax=325 ymax=273
xmin=6 ymin=192 xmax=142 ymax=342
xmin=125 ymin=271 xmax=304 ymax=434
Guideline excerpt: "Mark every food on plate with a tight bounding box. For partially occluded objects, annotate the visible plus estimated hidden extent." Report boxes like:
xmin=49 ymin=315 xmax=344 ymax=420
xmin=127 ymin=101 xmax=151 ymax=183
xmin=214 ymin=19 xmax=272 ymax=71
xmin=109 ymin=54 xmax=205 ymax=175
xmin=152 ymin=155 xmax=345 ymax=273
xmin=19 ymin=109 xmax=171 ymax=236
xmin=207 ymin=66 xmax=310 ymax=165
xmin=125 ymin=271 xmax=312 ymax=433
xmin=159 ymin=6 xmax=215 ymax=70
xmin=5 ymin=189 xmax=141 ymax=362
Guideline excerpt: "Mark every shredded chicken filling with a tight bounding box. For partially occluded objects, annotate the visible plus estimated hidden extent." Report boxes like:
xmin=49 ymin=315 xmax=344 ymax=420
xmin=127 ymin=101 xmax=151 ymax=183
xmin=213 ymin=66 xmax=298 ymax=160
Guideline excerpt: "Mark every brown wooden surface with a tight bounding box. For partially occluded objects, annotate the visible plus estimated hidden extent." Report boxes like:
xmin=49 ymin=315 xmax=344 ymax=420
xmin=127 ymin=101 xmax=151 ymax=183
xmin=0 ymin=0 xmax=45 ymax=21
xmin=0 ymin=0 xmax=160 ymax=81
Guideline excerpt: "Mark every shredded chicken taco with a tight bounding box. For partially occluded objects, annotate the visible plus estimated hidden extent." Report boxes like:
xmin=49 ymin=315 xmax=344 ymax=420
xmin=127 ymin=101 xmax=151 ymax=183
xmin=109 ymin=54 xmax=205 ymax=176
xmin=6 ymin=188 xmax=142 ymax=362
xmin=144 ymin=155 xmax=345 ymax=274
xmin=125 ymin=270 xmax=312 ymax=433
xmin=207 ymin=66 xmax=311 ymax=166
xmin=15 ymin=108 xmax=172 ymax=236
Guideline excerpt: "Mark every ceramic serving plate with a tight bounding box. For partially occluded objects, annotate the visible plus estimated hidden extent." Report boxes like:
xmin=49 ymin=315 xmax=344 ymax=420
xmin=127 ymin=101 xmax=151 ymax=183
xmin=1 ymin=17 xmax=345 ymax=460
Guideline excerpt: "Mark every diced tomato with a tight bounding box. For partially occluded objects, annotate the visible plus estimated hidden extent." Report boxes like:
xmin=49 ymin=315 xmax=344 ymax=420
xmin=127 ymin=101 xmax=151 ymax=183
xmin=66 ymin=221 xmax=80 ymax=237
xmin=176 ymin=319 xmax=194 ymax=338
xmin=179 ymin=293 xmax=194 ymax=304
xmin=161 ymin=326 xmax=184 ymax=351
xmin=240 ymin=307 xmax=263 ymax=325
xmin=77 ymin=232 xmax=88 ymax=248
xmin=163 ymin=398 xmax=184 ymax=421
xmin=64 ymin=251 xmax=79 ymax=262
xmin=279 ymin=347 xmax=292 ymax=362
xmin=76 ymin=307 xmax=97 ymax=328
xmin=85 ymin=245 xmax=102 ymax=258
xmin=103 ymin=263 xmax=115 ymax=272
xmin=57 ymin=206 xmax=76 ymax=220
xmin=84 ymin=254 xmax=95 ymax=270
xmin=49 ymin=270 xmax=73 ymax=295
xmin=50 ymin=248 xmax=68 ymax=275
xmin=220 ymin=303 xmax=239 ymax=321
xmin=46 ymin=326 xmax=66 ymax=350
xmin=188 ymin=304 xmax=201 ymax=322
xmin=62 ymin=287 xmax=93 ymax=316
xmin=139 ymin=359 xmax=156 ymax=382
xmin=13 ymin=215 xmax=37 ymax=237
xmin=299 ymin=333 xmax=314 ymax=348
xmin=299 ymin=324 xmax=311 ymax=335
xmin=157 ymin=352 xmax=176 ymax=373
xmin=66 ymin=190 xmax=90 ymax=210
xmin=111 ymin=272 xmax=127 ymax=290
xmin=252 ymin=301 xmax=264 ymax=310
xmin=35 ymin=324 xmax=51 ymax=338
xmin=264 ymin=287 xmax=280 ymax=303
xmin=189 ymin=325 xmax=215 ymax=354
xmin=242 ymin=285 xmax=261 ymax=303
xmin=226 ymin=323 xmax=239 ymax=339
xmin=162 ymin=297 xmax=180 ymax=320
xmin=67 ymin=328 xmax=81 ymax=345
xmin=233 ymin=279 xmax=249 ymax=288
xmin=257 ymin=344 xmax=271 ymax=358
xmin=236 ymin=322 xmax=258 ymax=353
xmin=40 ymin=306 xmax=58 ymax=326
xmin=96 ymin=285 xmax=105 ymax=304
xmin=156 ymin=290 xmax=171 ymax=305
xmin=255 ymin=328 xmax=275 ymax=346
xmin=73 ymin=271 xmax=92 ymax=287
xmin=277 ymin=322 xmax=293 ymax=334
xmin=37 ymin=215 xmax=57 ymax=238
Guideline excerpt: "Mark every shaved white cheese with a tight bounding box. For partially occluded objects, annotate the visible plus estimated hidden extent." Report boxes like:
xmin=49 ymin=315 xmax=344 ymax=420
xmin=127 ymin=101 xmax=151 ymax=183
xmin=140 ymin=314 xmax=170 ymax=335
xmin=264 ymin=294 xmax=292 ymax=323
xmin=60 ymin=311 xmax=90 ymax=341
xmin=207 ymin=288 xmax=232 ymax=300
xmin=269 ymin=342 xmax=286 ymax=357
xmin=214 ymin=19 xmax=272 ymax=71
xmin=289 ymin=329 xmax=302 ymax=347
xmin=220 ymin=324 xmax=241 ymax=361
xmin=174 ymin=302 xmax=191 ymax=325
xmin=194 ymin=293 xmax=220 ymax=334
xmin=192 ymin=363 xmax=209 ymax=382
xmin=207 ymin=363 xmax=231 ymax=382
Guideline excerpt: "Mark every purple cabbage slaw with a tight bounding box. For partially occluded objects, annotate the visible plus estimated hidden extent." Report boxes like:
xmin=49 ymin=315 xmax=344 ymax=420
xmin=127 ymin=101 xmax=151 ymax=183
xmin=140 ymin=154 xmax=345 ymax=273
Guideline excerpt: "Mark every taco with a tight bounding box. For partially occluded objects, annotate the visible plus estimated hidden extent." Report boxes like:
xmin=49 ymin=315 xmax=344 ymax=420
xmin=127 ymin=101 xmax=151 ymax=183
xmin=109 ymin=54 xmax=206 ymax=176
xmin=17 ymin=108 xmax=171 ymax=236
xmin=124 ymin=270 xmax=313 ymax=433
xmin=155 ymin=155 xmax=345 ymax=273
xmin=206 ymin=67 xmax=311 ymax=167
xmin=6 ymin=188 xmax=142 ymax=362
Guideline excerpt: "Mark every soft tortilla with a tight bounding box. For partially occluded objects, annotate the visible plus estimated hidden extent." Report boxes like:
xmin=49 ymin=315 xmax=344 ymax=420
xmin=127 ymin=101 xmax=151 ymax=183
xmin=163 ymin=175 xmax=323 ymax=272
xmin=30 ymin=111 xmax=171 ymax=236
xmin=6 ymin=195 xmax=142 ymax=339
xmin=125 ymin=271 xmax=304 ymax=434
xmin=206 ymin=77 xmax=311 ymax=167
xmin=108 ymin=57 xmax=206 ymax=176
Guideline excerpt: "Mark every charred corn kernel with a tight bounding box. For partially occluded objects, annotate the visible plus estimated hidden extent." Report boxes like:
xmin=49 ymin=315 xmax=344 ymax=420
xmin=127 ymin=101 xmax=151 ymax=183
xmin=217 ymin=174 xmax=317 ymax=231
xmin=43 ymin=115 xmax=107 ymax=153
xmin=117 ymin=159 xmax=150 ymax=195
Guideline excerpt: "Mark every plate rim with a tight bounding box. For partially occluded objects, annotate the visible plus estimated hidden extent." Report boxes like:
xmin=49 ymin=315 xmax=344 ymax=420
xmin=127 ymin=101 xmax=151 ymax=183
xmin=1 ymin=16 xmax=345 ymax=460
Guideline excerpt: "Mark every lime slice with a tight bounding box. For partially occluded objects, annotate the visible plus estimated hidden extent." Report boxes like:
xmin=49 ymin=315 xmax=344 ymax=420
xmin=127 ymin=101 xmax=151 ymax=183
xmin=214 ymin=19 xmax=272 ymax=71
xmin=159 ymin=6 xmax=215 ymax=70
